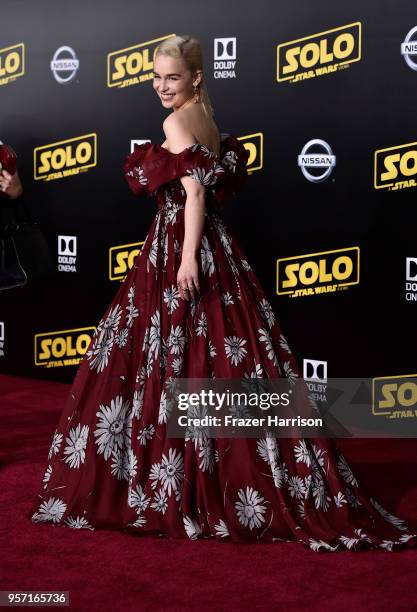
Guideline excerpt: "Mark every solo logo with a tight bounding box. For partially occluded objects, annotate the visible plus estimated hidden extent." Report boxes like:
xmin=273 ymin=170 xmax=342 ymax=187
xmin=0 ymin=321 xmax=4 ymax=357
xmin=374 ymin=141 xmax=417 ymax=191
xmin=107 ymin=34 xmax=175 ymax=89
xmin=34 ymin=133 xmax=97 ymax=181
xmin=237 ymin=133 xmax=262 ymax=173
xmin=277 ymin=22 xmax=361 ymax=83
xmin=34 ymin=327 xmax=96 ymax=368
xmin=372 ymin=374 xmax=417 ymax=418
xmin=277 ymin=247 xmax=360 ymax=297
xmin=0 ymin=43 xmax=25 ymax=86
xmin=58 ymin=235 xmax=77 ymax=272
xmin=109 ymin=241 xmax=145 ymax=281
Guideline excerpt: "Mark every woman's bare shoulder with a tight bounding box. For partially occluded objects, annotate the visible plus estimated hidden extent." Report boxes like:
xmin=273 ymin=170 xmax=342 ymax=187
xmin=162 ymin=114 xmax=196 ymax=154
xmin=162 ymin=107 xmax=220 ymax=154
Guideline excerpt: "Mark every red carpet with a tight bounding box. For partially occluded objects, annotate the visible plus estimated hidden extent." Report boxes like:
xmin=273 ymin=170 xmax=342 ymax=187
xmin=1 ymin=373 xmax=417 ymax=611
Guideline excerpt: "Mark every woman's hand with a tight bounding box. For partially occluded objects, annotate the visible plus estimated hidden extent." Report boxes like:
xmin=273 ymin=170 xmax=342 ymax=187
xmin=0 ymin=169 xmax=23 ymax=199
xmin=177 ymin=255 xmax=200 ymax=301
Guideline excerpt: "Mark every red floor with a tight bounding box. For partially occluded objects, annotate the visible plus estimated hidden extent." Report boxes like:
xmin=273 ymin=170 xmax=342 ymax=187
xmin=1 ymin=373 xmax=417 ymax=611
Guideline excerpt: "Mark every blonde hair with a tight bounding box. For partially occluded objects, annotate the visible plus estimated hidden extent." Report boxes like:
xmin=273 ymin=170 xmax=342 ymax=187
xmin=154 ymin=35 xmax=214 ymax=117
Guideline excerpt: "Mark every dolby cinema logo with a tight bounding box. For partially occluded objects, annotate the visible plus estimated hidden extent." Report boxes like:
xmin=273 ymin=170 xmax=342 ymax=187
xmin=298 ymin=139 xmax=336 ymax=182
xmin=303 ymin=358 xmax=328 ymax=382
xmin=405 ymin=257 xmax=417 ymax=301
xmin=50 ymin=46 xmax=79 ymax=84
xmin=213 ymin=37 xmax=236 ymax=79
xmin=131 ymin=139 xmax=150 ymax=152
xmin=401 ymin=26 xmax=417 ymax=71
xmin=303 ymin=358 xmax=328 ymax=403
xmin=58 ymin=235 xmax=77 ymax=272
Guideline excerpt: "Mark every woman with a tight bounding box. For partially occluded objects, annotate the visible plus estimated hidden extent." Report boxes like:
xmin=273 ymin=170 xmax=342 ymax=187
xmin=28 ymin=35 xmax=417 ymax=552
xmin=0 ymin=143 xmax=24 ymax=289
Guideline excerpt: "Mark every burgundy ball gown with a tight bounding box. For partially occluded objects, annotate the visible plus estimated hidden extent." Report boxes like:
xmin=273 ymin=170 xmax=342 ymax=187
xmin=28 ymin=133 xmax=417 ymax=552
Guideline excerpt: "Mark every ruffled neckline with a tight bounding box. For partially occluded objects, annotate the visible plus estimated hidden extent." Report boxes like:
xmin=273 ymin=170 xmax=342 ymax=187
xmin=124 ymin=133 xmax=249 ymax=206
xmin=133 ymin=134 xmax=235 ymax=162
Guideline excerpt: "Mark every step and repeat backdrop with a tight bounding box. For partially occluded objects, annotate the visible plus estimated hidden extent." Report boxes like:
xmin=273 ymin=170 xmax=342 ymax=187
xmin=1 ymin=1 xmax=416 ymax=395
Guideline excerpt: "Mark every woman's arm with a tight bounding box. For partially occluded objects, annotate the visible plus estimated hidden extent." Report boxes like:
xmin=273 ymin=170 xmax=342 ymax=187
xmin=163 ymin=114 xmax=206 ymax=301
xmin=178 ymin=178 xmax=205 ymax=300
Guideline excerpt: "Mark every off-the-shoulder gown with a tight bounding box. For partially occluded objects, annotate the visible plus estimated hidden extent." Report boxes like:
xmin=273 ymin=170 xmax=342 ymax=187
xmin=28 ymin=134 xmax=417 ymax=552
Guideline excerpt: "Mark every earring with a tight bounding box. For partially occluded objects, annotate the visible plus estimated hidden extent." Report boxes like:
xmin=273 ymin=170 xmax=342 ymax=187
xmin=193 ymin=85 xmax=200 ymax=103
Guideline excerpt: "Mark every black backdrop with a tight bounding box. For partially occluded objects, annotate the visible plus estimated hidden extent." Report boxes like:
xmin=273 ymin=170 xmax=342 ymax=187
xmin=1 ymin=0 xmax=416 ymax=384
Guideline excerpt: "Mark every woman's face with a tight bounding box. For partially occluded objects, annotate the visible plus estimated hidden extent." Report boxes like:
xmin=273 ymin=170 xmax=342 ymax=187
xmin=153 ymin=55 xmax=197 ymax=110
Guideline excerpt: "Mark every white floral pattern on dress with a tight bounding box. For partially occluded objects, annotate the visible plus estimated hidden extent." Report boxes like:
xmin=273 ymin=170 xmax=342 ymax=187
xmin=224 ymin=335 xmax=247 ymax=366
xmin=235 ymin=487 xmax=267 ymax=530
xmin=30 ymin=136 xmax=417 ymax=554
xmin=86 ymin=304 xmax=122 ymax=373
xmin=63 ymin=424 xmax=89 ymax=469
xmin=94 ymin=394 xmax=131 ymax=461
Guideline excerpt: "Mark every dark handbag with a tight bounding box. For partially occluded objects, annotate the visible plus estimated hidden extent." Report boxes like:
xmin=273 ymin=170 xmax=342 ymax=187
xmin=0 ymin=199 xmax=54 ymax=291
xmin=0 ymin=143 xmax=26 ymax=289
xmin=0 ymin=227 xmax=27 ymax=290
